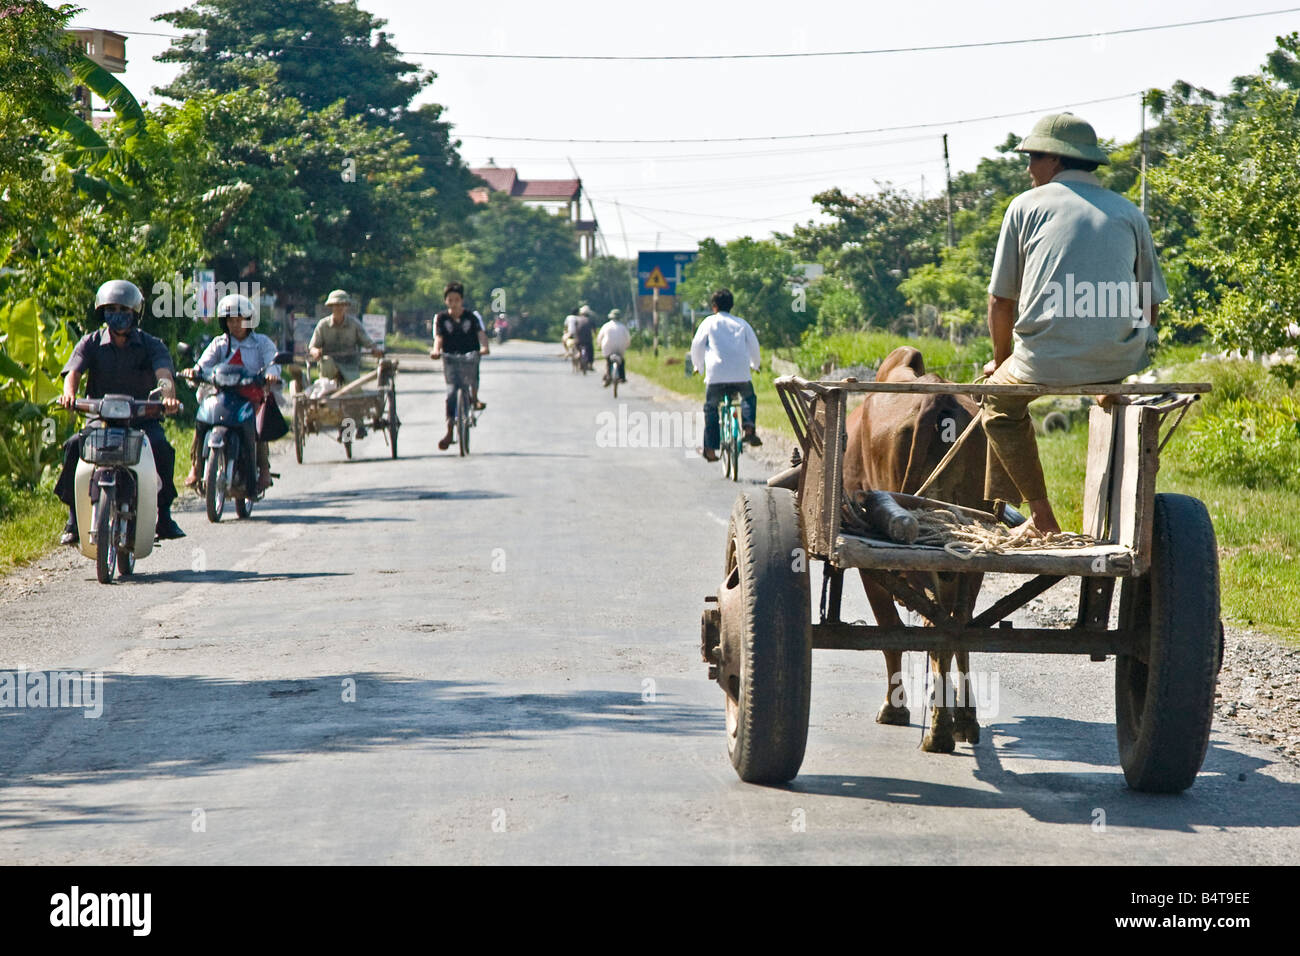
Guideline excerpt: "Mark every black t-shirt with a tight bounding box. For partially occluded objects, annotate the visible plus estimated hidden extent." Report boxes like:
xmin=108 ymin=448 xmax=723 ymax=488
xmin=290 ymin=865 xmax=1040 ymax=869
xmin=63 ymin=328 xmax=173 ymax=399
xmin=573 ymin=314 xmax=594 ymax=345
xmin=436 ymin=310 xmax=484 ymax=354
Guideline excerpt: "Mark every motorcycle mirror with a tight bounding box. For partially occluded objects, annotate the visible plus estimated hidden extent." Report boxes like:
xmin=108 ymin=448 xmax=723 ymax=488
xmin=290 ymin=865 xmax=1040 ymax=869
xmin=273 ymin=351 xmax=294 ymax=365
xmin=177 ymin=342 xmax=193 ymax=359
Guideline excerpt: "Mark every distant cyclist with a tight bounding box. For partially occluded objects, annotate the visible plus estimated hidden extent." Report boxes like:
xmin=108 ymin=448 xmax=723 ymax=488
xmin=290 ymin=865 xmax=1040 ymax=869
xmin=690 ymin=288 xmax=762 ymax=461
xmin=598 ymin=309 xmax=630 ymax=387
xmin=430 ymin=281 xmax=489 ymax=451
xmin=573 ymin=305 xmax=596 ymax=371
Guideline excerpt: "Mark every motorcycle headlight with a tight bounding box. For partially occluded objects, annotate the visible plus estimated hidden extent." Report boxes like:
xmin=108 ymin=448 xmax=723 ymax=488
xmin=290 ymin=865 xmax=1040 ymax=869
xmin=98 ymin=397 xmax=132 ymax=420
xmin=214 ymin=365 xmax=244 ymax=387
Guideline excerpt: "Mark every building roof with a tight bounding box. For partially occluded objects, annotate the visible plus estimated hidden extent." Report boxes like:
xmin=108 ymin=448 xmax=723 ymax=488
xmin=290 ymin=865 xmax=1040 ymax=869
xmin=469 ymin=167 xmax=580 ymax=203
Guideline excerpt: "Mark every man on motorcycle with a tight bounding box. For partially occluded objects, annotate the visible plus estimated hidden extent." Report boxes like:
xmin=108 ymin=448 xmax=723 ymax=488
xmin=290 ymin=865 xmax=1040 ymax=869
xmin=307 ymin=289 xmax=383 ymax=383
xmin=182 ymin=293 xmax=281 ymax=493
xmin=54 ymin=280 xmax=185 ymax=543
xmin=597 ymin=308 xmax=631 ymax=387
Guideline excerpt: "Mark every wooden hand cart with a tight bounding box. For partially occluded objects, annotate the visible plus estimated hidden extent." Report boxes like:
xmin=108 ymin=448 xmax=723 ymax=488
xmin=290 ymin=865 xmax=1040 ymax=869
xmin=700 ymin=375 xmax=1221 ymax=793
xmin=287 ymin=357 xmax=400 ymax=462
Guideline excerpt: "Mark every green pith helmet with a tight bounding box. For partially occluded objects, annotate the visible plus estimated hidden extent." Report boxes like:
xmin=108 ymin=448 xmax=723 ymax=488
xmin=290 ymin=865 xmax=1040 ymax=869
xmin=1015 ymin=112 xmax=1110 ymax=165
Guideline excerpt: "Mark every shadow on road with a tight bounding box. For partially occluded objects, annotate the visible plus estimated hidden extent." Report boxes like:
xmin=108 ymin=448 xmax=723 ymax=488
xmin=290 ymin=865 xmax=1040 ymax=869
xmin=0 ymin=673 xmax=720 ymax=829
xmin=143 ymin=569 xmax=351 ymax=584
xmin=783 ymin=715 xmax=1300 ymax=831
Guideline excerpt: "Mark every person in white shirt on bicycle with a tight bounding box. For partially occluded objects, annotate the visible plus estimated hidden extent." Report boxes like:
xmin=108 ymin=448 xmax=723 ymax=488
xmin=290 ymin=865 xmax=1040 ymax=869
xmin=689 ymin=289 xmax=762 ymax=462
xmin=597 ymin=309 xmax=631 ymax=387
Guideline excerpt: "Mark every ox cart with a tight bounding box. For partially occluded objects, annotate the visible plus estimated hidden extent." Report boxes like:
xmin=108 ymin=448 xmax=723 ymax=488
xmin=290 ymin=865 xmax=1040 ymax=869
xmin=287 ymin=358 xmax=400 ymax=462
xmin=699 ymin=375 xmax=1220 ymax=793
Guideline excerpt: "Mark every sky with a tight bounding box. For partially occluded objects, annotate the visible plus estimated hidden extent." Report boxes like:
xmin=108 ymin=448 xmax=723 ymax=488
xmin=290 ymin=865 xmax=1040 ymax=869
xmin=69 ymin=0 xmax=1300 ymax=257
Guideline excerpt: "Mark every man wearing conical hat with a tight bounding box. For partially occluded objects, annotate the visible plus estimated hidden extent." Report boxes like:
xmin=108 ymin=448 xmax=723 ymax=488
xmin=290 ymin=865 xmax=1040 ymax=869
xmin=982 ymin=113 xmax=1167 ymax=534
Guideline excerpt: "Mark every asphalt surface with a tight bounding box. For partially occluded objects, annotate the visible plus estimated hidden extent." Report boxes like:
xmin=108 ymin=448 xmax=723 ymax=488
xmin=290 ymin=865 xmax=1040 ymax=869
xmin=1 ymin=340 xmax=1297 ymax=864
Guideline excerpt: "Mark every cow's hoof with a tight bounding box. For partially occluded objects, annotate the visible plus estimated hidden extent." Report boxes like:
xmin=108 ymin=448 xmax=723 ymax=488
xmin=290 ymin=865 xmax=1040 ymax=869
xmin=922 ymin=710 xmax=955 ymax=753
xmin=876 ymin=701 xmax=910 ymax=726
xmin=952 ymin=707 xmax=980 ymax=745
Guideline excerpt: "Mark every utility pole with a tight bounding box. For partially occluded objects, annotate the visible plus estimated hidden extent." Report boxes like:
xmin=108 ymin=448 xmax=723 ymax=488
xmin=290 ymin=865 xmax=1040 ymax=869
xmin=614 ymin=200 xmax=637 ymax=330
xmin=1140 ymin=94 xmax=1149 ymax=214
xmin=943 ymin=134 xmax=954 ymax=248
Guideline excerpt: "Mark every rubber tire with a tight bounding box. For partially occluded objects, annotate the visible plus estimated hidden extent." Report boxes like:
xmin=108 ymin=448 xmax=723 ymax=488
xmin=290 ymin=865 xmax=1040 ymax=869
xmin=344 ymin=440 xmax=352 ymax=460
xmin=722 ymin=487 xmax=812 ymax=784
xmin=612 ymin=369 xmax=619 ymax=399
xmin=1115 ymin=493 xmax=1220 ymax=793
xmin=458 ymin=387 xmax=471 ymax=457
xmin=385 ymin=389 xmax=398 ymax=459
xmin=236 ymin=494 xmax=252 ymax=519
xmin=95 ymin=484 xmax=117 ymax=585
xmin=205 ymin=449 xmax=225 ymax=523
xmin=116 ymin=515 xmax=135 ymax=577
xmin=293 ymin=400 xmax=305 ymax=464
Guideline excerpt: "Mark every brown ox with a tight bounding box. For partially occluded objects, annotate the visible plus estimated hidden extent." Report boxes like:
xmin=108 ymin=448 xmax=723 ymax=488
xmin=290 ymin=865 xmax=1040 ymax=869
xmin=843 ymin=345 xmax=989 ymax=753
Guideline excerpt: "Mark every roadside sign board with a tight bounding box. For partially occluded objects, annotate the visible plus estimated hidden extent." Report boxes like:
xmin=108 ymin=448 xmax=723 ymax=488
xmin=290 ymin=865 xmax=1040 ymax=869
xmin=637 ymin=251 xmax=698 ymax=297
xmin=362 ymin=313 xmax=387 ymax=346
xmin=292 ymin=315 xmax=316 ymax=357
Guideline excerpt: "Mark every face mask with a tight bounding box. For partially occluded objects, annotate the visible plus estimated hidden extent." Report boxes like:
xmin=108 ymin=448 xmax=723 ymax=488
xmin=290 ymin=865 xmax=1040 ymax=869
xmin=104 ymin=309 xmax=135 ymax=333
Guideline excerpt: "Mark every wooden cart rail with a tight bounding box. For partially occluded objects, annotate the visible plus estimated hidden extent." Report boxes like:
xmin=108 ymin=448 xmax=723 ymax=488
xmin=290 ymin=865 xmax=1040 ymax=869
xmin=774 ymin=375 xmax=1211 ymax=396
xmin=778 ymin=377 xmax=1208 ymax=578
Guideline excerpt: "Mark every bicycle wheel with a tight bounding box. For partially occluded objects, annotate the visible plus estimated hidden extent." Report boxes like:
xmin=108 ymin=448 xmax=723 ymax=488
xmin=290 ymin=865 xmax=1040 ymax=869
xmin=457 ymin=386 xmax=471 ymax=456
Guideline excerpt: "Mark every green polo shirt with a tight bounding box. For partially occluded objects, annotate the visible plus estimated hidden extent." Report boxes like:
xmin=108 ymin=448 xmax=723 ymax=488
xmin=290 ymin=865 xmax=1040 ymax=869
xmin=308 ymin=315 xmax=375 ymax=377
xmin=989 ymin=170 xmax=1168 ymax=385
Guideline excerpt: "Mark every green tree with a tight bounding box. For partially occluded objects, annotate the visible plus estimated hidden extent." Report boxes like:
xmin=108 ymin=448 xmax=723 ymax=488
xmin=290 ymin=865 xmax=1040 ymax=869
xmin=679 ymin=237 xmax=811 ymax=347
xmin=154 ymin=0 xmax=477 ymax=234
xmin=1149 ymin=78 xmax=1300 ymax=359
xmin=782 ymin=186 xmax=945 ymax=328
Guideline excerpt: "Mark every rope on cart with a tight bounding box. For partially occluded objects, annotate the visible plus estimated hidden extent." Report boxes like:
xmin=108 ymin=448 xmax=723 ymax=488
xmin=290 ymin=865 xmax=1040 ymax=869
xmin=908 ymin=507 xmax=1097 ymax=560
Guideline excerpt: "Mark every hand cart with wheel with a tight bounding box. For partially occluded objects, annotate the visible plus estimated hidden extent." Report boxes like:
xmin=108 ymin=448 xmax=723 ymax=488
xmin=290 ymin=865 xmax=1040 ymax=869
xmin=286 ymin=357 xmax=400 ymax=461
xmin=700 ymin=374 xmax=1219 ymax=792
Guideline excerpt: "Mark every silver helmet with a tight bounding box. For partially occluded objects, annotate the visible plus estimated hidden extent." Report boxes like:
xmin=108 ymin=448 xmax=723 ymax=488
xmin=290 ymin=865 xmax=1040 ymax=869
xmin=94 ymin=279 xmax=144 ymax=332
xmin=94 ymin=279 xmax=144 ymax=314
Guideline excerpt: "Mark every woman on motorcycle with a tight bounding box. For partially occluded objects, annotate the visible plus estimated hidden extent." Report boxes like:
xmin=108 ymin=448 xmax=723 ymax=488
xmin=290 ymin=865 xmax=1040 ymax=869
xmin=182 ymin=293 xmax=282 ymax=492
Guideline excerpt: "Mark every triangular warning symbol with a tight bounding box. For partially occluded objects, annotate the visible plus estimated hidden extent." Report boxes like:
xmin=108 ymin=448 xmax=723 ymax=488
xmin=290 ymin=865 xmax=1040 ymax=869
xmin=645 ymin=266 xmax=669 ymax=290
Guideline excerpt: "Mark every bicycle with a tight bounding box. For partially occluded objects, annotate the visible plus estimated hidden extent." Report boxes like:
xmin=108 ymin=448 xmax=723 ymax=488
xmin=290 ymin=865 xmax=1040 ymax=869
xmin=607 ymin=353 xmax=625 ymax=398
xmin=442 ymin=351 xmax=481 ymax=456
xmin=718 ymin=391 xmax=743 ymax=482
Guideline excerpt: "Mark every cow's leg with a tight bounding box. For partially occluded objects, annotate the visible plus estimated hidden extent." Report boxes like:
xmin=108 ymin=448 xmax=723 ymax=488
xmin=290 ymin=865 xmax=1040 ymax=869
xmin=951 ymin=649 xmax=980 ymax=745
xmin=860 ymin=571 xmax=910 ymax=725
xmin=923 ymin=650 xmax=957 ymax=752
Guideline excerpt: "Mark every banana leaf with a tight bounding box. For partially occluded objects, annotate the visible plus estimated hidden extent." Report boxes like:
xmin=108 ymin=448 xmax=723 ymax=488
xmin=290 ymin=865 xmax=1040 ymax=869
xmin=0 ymin=351 xmax=29 ymax=381
xmin=0 ymin=299 xmax=39 ymax=367
xmin=70 ymin=54 xmax=148 ymax=145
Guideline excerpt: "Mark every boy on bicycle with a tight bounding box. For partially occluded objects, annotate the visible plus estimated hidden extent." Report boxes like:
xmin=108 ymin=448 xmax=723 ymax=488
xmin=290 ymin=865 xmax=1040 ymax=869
xmin=690 ymin=289 xmax=762 ymax=461
xmin=430 ymin=281 xmax=490 ymax=451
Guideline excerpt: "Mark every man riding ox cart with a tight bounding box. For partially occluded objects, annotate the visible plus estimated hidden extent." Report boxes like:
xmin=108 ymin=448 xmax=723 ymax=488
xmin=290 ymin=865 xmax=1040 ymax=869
xmin=843 ymin=112 xmax=1168 ymax=752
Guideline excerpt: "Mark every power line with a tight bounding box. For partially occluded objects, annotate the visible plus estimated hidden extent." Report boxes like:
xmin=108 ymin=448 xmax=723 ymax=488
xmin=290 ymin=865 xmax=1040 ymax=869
xmin=457 ymin=92 xmax=1139 ymax=144
xmin=119 ymin=8 xmax=1300 ymax=60
xmin=477 ymin=133 xmax=940 ymax=165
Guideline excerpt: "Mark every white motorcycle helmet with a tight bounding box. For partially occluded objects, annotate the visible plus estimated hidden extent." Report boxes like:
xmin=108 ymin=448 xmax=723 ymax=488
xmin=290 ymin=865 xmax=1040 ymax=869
xmin=217 ymin=293 xmax=258 ymax=334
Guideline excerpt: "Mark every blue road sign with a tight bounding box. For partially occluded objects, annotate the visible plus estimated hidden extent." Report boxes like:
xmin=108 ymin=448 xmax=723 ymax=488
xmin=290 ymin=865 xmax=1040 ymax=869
xmin=637 ymin=250 xmax=698 ymax=296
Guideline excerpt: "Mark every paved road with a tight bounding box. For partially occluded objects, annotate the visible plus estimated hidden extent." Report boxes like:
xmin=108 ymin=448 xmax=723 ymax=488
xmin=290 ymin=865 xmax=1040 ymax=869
xmin=2 ymin=341 xmax=1297 ymax=864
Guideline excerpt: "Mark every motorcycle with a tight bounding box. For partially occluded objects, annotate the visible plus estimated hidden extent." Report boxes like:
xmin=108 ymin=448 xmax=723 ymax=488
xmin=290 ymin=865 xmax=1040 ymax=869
xmin=493 ymin=316 xmax=509 ymax=344
xmin=186 ymin=358 xmax=288 ymax=522
xmin=71 ymin=390 xmax=173 ymax=584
